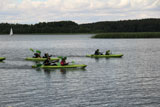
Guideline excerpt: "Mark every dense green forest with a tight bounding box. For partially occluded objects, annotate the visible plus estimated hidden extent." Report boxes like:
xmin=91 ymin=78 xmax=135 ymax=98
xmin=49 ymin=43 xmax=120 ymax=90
xmin=0 ymin=18 xmax=160 ymax=34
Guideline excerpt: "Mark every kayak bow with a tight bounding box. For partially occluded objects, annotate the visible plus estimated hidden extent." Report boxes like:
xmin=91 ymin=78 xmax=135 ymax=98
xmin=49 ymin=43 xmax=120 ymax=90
xmin=32 ymin=64 xmax=87 ymax=69
xmin=86 ymin=54 xmax=123 ymax=58
xmin=0 ymin=57 xmax=5 ymax=61
xmin=25 ymin=57 xmax=59 ymax=61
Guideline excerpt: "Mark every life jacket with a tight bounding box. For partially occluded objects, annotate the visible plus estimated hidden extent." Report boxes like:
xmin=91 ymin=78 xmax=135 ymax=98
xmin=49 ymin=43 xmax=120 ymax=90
xmin=60 ymin=61 xmax=65 ymax=65
xmin=61 ymin=59 xmax=67 ymax=65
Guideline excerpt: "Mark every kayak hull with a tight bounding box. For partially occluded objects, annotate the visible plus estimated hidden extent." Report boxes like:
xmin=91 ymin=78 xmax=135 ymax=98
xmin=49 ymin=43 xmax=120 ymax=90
xmin=0 ymin=57 xmax=5 ymax=61
xmin=86 ymin=54 xmax=123 ymax=58
xmin=32 ymin=64 xmax=87 ymax=69
xmin=25 ymin=57 xmax=59 ymax=61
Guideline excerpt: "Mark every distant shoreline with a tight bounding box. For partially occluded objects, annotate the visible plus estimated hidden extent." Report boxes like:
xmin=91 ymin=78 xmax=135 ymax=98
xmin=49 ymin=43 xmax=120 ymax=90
xmin=0 ymin=19 xmax=160 ymax=34
xmin=0 ymin=33 xmax=95 ymax=35
xmin=92 ymin=32 xmax=160 ymax=38
xmin=1 ymin=32 xmax=160 ymax=39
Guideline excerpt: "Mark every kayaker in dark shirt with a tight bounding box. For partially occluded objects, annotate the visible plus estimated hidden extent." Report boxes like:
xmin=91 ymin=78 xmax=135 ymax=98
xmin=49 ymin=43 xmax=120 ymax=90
xmin=60 ymin=57 xmax=69 ymax=66
xmin=43 ymin=53 xmax=52 ymax=58
xmin=43 ymin=57 xmax=51 ymax=65
xmin=43 ymin=57 xmax=59 ymax=66
xmin=33 ymin=53 xmax=41 ymax=58
xmin=94 ymin=49 xmax=103 ymax=55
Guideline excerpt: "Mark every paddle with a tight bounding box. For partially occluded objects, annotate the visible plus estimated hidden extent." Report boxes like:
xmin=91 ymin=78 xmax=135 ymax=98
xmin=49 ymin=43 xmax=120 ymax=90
xmin=30 ymin=48 xmax=34 ymax=52
xmin=70 ymin=61 xmax=75 ymax=64
xmin=56 ymin=62 xmax=61 ymax=66
xmin=36 ymin=63 xmax=42 ymax=67
xmin=58 ymin=56 xmax=63 ymax=59
xmin=30 ymin=48 xmax=41 ymax=53
xmin=36 ymin=50 xmax=41 ymax=54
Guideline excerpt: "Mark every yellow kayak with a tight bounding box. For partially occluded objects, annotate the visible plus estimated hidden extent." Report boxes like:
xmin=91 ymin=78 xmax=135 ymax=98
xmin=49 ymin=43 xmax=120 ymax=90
xmin=0 ymin=57 xmax=5 ymax=61
xmin=25 ymin=57 xmax=59 ymax=61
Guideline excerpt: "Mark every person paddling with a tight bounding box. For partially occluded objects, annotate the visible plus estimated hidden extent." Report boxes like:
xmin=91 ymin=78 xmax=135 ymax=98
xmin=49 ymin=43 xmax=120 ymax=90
xmin=33 ymin=50 xmax=41 ymax=58
xmin=33 ymin=52 xmax=41 ymax=58
xmin=94 ymin=49 xmax=103 ymax=55
xmin=43 ymin=53 xmax=52 ymax=58
xmin=105 ymin=50 xmax=111 ymax=55
xmin=60 ymin=57 xmax=69 ymax=66
xmin=43 ymin=57 xmax=59 ymax=66
xmin=43 ymin=57 xmax=51 ymax=65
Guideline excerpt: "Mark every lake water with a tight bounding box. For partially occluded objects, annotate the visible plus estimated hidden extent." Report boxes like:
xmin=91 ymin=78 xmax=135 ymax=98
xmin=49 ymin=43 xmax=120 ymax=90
xmin=0 ymin=34 xmax=160 ymax=107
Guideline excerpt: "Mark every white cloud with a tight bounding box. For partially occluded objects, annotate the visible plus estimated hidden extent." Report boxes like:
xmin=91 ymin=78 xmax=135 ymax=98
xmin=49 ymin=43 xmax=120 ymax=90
xmin=0 ymin=0 xmax=160 ymax=24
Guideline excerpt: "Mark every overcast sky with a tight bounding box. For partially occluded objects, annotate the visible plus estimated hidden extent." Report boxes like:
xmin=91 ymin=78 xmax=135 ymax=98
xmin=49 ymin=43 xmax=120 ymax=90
xmin=0 ymin=0 xmax=160 ymax=24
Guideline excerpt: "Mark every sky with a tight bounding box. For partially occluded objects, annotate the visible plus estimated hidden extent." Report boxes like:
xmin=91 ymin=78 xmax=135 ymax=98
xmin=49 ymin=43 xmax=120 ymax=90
xmin=0 ymin=0 xmax=160 ymax=24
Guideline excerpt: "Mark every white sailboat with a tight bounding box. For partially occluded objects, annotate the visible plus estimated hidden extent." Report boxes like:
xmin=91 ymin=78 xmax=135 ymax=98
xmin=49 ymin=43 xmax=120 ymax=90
xmin=10 ymin=28 xmax=13 ymax=36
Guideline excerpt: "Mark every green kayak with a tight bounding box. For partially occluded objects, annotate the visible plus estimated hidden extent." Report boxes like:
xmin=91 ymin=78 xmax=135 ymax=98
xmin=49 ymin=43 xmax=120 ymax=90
xmin=86 ymin=54 xmax=123 ymax=58
xmin=25 ymin=57 xmax=59 ymax=61
xmin=0 ymin=57 xmax=5 ymax=61
xmin=32 ymin=64 xmax=87 ymax=69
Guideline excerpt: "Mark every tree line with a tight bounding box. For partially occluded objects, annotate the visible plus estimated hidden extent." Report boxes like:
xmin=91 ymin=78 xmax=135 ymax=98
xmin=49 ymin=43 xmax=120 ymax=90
xmin=0 ymin=18 xmax=160 ymax=34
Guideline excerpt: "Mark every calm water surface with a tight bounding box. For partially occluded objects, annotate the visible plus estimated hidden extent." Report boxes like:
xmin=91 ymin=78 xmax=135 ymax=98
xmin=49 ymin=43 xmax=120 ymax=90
xmin=0 ymin=34 xmax=160 ymax=107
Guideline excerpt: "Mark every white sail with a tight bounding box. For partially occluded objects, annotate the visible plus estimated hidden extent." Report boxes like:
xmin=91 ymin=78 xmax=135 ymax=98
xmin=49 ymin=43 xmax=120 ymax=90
xmin=10 ymin=28 xmax=13 ymax=36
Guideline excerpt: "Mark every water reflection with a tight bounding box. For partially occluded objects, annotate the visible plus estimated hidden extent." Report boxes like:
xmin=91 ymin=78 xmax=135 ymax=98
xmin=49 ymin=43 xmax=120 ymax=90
xmin=60 ymin=69 xmax=67 ymax=74
xmin=43 ymin=69 xmax=52 ymax=78
xmin=94 ymin=58 xmax=100 ymax=62
xmin=43 ymin=68 xmax=86 ymax=74
xmin=89 ymin=57 xmax=115 ymax=62
xmin=0 ymin=61 xmax=5 ymax=63
xmin=42 ymin=68 xmax=86 ymax=79
xmin=35 ymin=68 xmax=42 ymax=71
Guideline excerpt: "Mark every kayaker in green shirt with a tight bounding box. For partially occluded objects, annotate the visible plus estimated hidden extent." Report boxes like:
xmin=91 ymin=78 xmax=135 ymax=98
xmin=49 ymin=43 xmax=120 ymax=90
xmin=105 ymin=50 xmax=111 ymax=55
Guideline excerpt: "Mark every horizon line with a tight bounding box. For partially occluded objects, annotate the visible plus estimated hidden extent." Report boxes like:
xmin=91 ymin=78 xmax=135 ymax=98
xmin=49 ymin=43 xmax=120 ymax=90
xmin=0 ymin=18 xmax=160 ymax=25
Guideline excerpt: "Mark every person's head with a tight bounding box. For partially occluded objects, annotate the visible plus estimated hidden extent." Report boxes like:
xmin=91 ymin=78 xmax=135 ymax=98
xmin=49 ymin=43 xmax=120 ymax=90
xmin=97 ymin=49 xmax=99 ymax=51
xmin=64 ymin=57 xmax=67 ymax=60
xmin=62 ymin=57 xmax=67 ymax=61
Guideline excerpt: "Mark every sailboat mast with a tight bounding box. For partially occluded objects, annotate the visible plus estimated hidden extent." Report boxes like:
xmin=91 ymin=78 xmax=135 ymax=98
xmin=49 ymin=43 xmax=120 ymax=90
xmin=10 ymin=28 xmax=13 ymax=36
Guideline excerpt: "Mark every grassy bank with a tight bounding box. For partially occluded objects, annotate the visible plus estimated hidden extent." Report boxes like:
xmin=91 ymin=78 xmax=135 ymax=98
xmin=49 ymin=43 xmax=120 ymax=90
xmin=92 ymin=32 xmax=160 ymax=38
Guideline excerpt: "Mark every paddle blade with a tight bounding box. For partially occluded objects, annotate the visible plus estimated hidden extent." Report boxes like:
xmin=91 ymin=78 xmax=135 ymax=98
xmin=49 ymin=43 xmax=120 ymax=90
xmin=30 ymin=48 xmax=34 ymax=52
xmin=36 ymin=63 xmax=42 ymax=67
xmin=36 ymin=50 xmax=41 ymax=54
xmin=56 ymin=62 xmax=61 ymax=66
xmin=58 ymin=56 xmax=63 ymax=59
xmin=71 ymin=61 xmax=75 ymax=64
